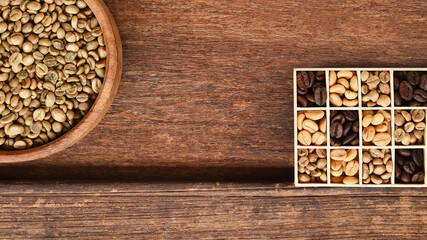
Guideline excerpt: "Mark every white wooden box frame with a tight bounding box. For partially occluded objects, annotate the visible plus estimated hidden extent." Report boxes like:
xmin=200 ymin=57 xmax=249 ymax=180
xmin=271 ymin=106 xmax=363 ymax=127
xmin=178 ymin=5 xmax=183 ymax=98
xmin=294 ymin=68 xmax=427 ymax=187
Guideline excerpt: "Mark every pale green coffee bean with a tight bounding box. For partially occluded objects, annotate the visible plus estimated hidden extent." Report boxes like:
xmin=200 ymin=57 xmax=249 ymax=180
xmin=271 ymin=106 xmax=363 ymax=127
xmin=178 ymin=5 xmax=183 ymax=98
xmin=13 ymin=140 xmax=27 ymax=150
xmin=33 ymin=108 xmax=45 ymax=121
xmin=9 ymin=52 xmax=23 ymax=66
xmin=27 ymin=1 xmax=42 ymax=11
xmin=22 ymin=55 xmax=35 ymax=66
xmin=0 ymin=73 xmax=8 ymax=82
xmin=9 ymin=33 xmax=24 ymax=46
xmin=51 ymin=108 xmax=66 ymax=122
xmin=65 ymin=5 xmax=79 ymax=14
xmin=45 ymin=92 xmax=55 ymax=107
xmin=9 ymin=9 xmax=23 ymax=22
xmin=52 ymin=121 xmax=63 ymax=133
xmin=19 ymin=89 xmax=32 ymax=99
xmin=0 ymin=113 xmax=15 ymax=124
xmin=35 ymin=63 xmax=48 ymax=76
xmin=0 ymin=22 xmax=6 ymax=33
xmin=8 ymin=124 xmax=24 ymax=136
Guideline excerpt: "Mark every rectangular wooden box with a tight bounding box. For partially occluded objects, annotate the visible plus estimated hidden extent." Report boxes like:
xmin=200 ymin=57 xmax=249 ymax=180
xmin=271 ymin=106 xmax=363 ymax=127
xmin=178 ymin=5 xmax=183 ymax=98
xmin=294 ymin=68 xmax=427 ymax=187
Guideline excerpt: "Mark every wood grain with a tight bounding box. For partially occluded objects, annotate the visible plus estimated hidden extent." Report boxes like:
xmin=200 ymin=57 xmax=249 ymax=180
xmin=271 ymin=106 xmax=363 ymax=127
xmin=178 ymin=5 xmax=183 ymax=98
xmin=0 ymin=182 xmax=425 ymax=239
xmin=0 ymin=0 xmax=426 ymax=180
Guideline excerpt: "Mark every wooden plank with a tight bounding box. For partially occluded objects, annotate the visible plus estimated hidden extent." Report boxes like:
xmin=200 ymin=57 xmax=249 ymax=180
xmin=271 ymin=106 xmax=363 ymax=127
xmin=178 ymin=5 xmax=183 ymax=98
xmin=0 ymin=0 xmax=426 ymax=180
xmin=0 ymin=182 xmax=425 ymax=239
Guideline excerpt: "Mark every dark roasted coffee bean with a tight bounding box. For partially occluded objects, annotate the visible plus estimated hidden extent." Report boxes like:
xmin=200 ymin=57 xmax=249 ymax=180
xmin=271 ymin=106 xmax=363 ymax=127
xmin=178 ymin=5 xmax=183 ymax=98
xmin=352 ymin=121 xmax=359 ymax=133
xmin=412 ymin=171 xmax=425 ymax=183
xmin=412 ymin=150 xmax=424 ymax=168
xmin=409 ymin=100 xmax=422 ymax=107
xmin=343 ymin=111 xmax=358 ymax=121
xmin=394 ymin=92 xmax=403 ymax=106
xmin=297 ymin=95 xmax=308 ymax=107
xmin=399 ymin=81 xmax=413 ymax=101
xmin=403 ymin=160 xmax=416 ymax=175
xmin=330 ymin=110 xmax=337 ymax=118
xmin=308 ymin=71 xmax=315 ymax=87
xmin=413 ymin=89 xmax=427 ymax=103
xmin=400 ymin=172 xmax=411 ymax=183
xmin=397 ymin=149 xmax=412 ymax=157
xmin=297 ymin=72 xmax=310 ymax=90
xmin=330 ymin=121 xmax=343 ymax=139
xmin=396 ymin=154 xmax=404 ymax=167
xmin=297 ymin=87 xmax=308 ymax=95
xmin=407 ymin=71 xmax=420 ymax=86
xmin=305 ymin=92 xmax=315 ymax=103
xmin=350 ymin=137 xmax=358 ymax=146
xmin=342 ymin=121 xmax=352 ymax=136
xmin=395 ymin=167 xmax=401 ymax=178
xmin=316 ymin=71 xmax=325 ymax=81
xmin=313 ymin=83 xmax=326 ymax=106
xmin=420 ymin=74 xmax=427 ymax=91
xmin=342 ymin=132 xmax=358 ymax=145
xmin=331 ymin=114 xmax=345 ymax=125
xmin=330 ymin=138 xmax=341 ymax=146
xmin=394 ymin=77 xmax=400 ymax=90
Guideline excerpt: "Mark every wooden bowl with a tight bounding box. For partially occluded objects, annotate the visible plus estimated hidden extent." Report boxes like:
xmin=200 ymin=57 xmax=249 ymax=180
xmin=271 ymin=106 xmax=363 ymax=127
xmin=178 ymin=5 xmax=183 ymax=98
xmin=0 ymin=0 xmax=123 ymax=163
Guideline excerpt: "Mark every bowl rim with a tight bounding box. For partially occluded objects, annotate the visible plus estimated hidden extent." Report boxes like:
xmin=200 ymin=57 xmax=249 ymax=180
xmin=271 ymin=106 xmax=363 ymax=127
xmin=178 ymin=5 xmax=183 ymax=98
xmin=0 ymin=0 xmax=123 ymax=163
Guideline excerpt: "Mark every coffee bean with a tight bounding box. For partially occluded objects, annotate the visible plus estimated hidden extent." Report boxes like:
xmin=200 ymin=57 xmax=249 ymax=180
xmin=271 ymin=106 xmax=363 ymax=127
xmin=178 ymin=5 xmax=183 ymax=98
xmin=395 ymin=149 xmax=425 ymax=184
xmin=400 ymin=172 xmax=411 ymax=183
xmin=414 ymin=89 xmax=427 ymax=103
xmin=403 ymin=160 xmax=416 ymax=175
xmin=412 ymin=150 xmax=424 ymax=168
xmin=399 ymin=81 xmax=414 ymax=101
xmin=297 ymin=71 xmax=326 ymax=107
xmin=407 ymin=71 xmax=420 ymax=86
xmin=397 ymin=149 xmax=411 ymax=157
xmin=394 ymin=71 xmax=427 ymax=106
xmin=330 ymin=110 xmax=359 ymax=146
xmin=412 ymin=171 xmax=425 ymax=183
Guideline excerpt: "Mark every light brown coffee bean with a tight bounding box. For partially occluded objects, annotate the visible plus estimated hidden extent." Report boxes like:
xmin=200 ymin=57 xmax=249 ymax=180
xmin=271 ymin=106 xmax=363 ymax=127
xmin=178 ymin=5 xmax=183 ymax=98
xmin=404 ymin=122 xmax=415 ymax=132
xmin=381 ymin=172 xmax=392 ymax=180
xmin=330 ymin=84 xmax=346 ymax=95
xmin=362 ymin=126 xmax=376 ymax=142
xmin=386 ymin=161 xmax=393 ymax=173
xmin=304 ymin=110 xmax=324 ymax=121
xmin=329 ymin=71 xmax=337 ymax=86
xmin=343 ymin=176 xmax=358 ymax=185
xmin=412 ymin=109 xmax=425 ymax=123
xmin=337 ymin=71 xmax=353 ymax=79
xmin=331 ymin=160 xmax=343 ymax=171
xmin=297 ymin=113 xmax=305 ymax=131
xmin=344 ymin=149 xmax=357 ymax=162
xmin=298 ymin=156 xmax=309 ymax=167
xmin=362 ymin=152 xmax=372 ymax=163
xmin=329 ymin=93 xmax=342 ymax=107
xmin=319 ymin=118 xmax=327 ymax=133
xmin=331 ymin=167 xmax=343 ymax=177
xmin=362 ymin=114 xmax=373 ymax=127
xmin=372 ymin=113 xmax=384 ymax=125
xmin=372 ymin=133 xmax=391 ymax=146
xmin=302 ymin=119 xmax=319 ymax=133
xmin=371 ymin=175 xmax=383 ymax=185
xmin=51 ymin=108 xmax=66 ymax=122
xmin=311 ymin=132 xmax=325 ymax=146
xmin=345 ymin=160 xmax=359 ymax=177
xmin=330 ymin=149 xmax=347 ymax=161
xmin=297 ymin=130 xmax=311 ymax=146
xmin=317 ymin=158 xmax=327 ymax=169
xmin=373 ymin=165 xmax=386 ymax=175
xmin=298 ymin=174 xmax=310 ymax=183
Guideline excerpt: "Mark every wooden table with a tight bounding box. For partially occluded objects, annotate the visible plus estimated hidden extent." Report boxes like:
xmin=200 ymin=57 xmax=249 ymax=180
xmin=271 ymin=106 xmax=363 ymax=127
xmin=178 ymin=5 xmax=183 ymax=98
xmin=1 ymin=0 xmax=426 ymax=238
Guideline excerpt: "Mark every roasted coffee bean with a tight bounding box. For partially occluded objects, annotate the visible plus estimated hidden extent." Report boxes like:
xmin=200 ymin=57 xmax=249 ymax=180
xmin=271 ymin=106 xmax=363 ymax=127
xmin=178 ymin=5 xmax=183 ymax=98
xmin=330 ymin=122 xmax=343 ymax=139
xmin=403 ymin=160 xmax=416 ymax=175
xmin=343 ymin=111 xmax=358 ymax=121
xmin=297 ymin=95 xmax=308 ymax=107
xmin=412 ymin=171 xmax=425 ymax=183
xmin=407 ymin=71 xmax=420 ymax=85
xmin=394 ymin=71 xmax=427 ymax=106
xmin=313 ymin=82 xmax=326 ymax=106
xmin=395 ymin=149 xmax=425 ymax=184
xmin=342 ymin=132 xmax=358 ymax=145
xmin=297 ymin=71 xmax=326 ymax=107
xmin=412 ymin=150 xmax=424 ymax=168
xmin=400 ymin=172 xmax=411 ymax=183
xmin=330 ymin=110 xmax=359 ymax=146
xmin=399 ymin=81 xmax=413 ymax=101
xmin=297 ymin=72 xmax=310 ymax=91
xmin=414 ymin=89 xmax=427 ymax=103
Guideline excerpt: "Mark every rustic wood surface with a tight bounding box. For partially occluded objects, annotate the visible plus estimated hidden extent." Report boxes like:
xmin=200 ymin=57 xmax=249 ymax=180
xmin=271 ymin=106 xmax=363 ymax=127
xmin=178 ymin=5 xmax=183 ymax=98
xmin=0 ymin=0 xmax=426 ymax=238
xmin=0 ymin=182 xmax=426 ymax=239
